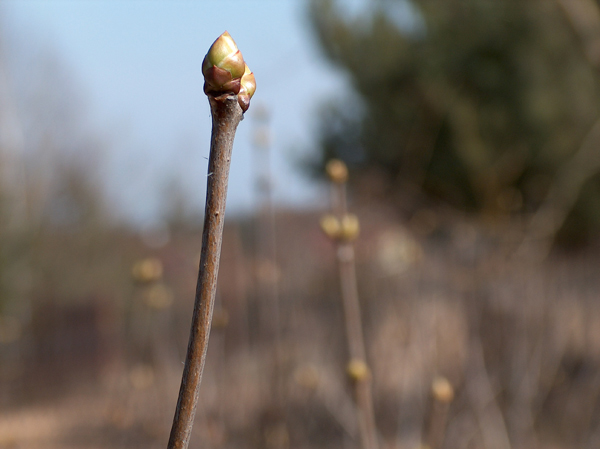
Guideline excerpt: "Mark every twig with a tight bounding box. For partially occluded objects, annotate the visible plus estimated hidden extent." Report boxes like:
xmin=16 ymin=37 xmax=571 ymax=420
xmin=167 ymin=31 xmax=255 ymax=449
xmin=167 ymin=95 xmax=243 ymax=449
xmin=321 ymin=160 xmax=379 ymax=449
xmin=426 ymin=376 xmax=455 ymax=449
xmin=338 ymin=241 xmax=379 ymax=449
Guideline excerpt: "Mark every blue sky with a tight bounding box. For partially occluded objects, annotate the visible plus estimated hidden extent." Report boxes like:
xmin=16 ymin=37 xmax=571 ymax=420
xmin=2 ymin=0 xmax=354 ymax=224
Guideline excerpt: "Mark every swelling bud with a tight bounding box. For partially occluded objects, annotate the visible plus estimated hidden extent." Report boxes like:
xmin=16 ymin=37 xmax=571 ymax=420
xmin=237 ymin=64 xmax=256 ymax=112
xmin=202 ymin=31 xmax=246 ymax=96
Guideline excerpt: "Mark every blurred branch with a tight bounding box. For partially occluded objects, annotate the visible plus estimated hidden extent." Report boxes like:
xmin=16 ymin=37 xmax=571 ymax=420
xmin=337 ymin=239 xmax=379 ymax=449
xmin=557 ymin=0 xmax=600 ymax=69
xmin=516 ymin=0 xmax=600 ymax=259
xmin=0 ymin=42 xmax=27 ymax=229
xmin=322 ymin=159 xmax=379 ymax=449
xmin=518 ymin=106 xmax=600 ymax=260
xmin=467 ymin=336 xmax=512 ymax=449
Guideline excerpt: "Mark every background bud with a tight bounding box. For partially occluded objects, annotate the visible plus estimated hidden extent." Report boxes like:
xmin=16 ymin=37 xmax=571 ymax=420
xmin=431 ymin=376 xmax=454 ymax=403
xmin=347 ymin=358 xmax=370 ymax=382
xmin=326 ymin=159 xmax=348 ymax=184
xmin=132 ymin=258 xmax=163 ymax=284
xmin=320 ymin=214 xmax=341 ymax=240
xmin=340 ymin=214 xmax=360 ymax=241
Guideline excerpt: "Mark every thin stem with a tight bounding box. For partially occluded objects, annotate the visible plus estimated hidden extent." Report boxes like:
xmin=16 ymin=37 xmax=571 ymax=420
xmin=426 ymin=400 xmax=451 ymax=449
xmin=337 ymin=242 xmax=367 ymax=362
xmin=253 ymin=121 xmax=284 ymax=404
xmin=167 ymin=95 xmax=244 ymax=449
xmin=337 ymin=243 xmax=378 ymax=449
xmin=333 ymin=182 xmax=379 ymax=449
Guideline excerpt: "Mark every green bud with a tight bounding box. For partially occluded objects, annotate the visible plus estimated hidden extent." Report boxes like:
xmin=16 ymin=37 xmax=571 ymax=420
xmin=340 ymin=214 xmax=360 ymax=241
xmin=347 ymin=359 xmax=370 ymax=382
xmin=320 ymin=214 xmax=341 ymax=240
xmin=202 ymin=31 xmax=246 ymax=96
xmin=237 ymin=64 xmax=256 ymax=112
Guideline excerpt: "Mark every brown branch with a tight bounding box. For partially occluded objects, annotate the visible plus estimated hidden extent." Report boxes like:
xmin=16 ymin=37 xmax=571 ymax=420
xmin=167 ymin=95 xmax=244 ymax=449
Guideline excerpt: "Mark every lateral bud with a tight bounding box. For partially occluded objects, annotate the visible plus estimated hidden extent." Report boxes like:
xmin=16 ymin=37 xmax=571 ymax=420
xmin=238 ymin=64 xmax=256 ymax=112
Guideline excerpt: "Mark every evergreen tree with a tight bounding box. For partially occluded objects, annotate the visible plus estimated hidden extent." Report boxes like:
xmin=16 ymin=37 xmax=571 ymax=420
xmin=309 ymin=0 xmax=600 ymax=234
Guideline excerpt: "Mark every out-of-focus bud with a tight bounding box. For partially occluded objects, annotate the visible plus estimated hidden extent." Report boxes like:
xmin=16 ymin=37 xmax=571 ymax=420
xmin=347 ymin=358 xmax=370 ymax=382
xmin=238 ymin=64 xmax=256 ymax=112
xmin=340 ymin=214 xmax=360 ymax=241
xmin=132 ymin=258 xmax=163 ymax=284
xmin=326 ymin=159 xmax=348 ymax=184
xmin=431 ymin=376 xmax=454 ymax=403
xmin=202 ymin=31 xmax=246 ymax=96
xmin=144 ymin=283 xmax=174 ymax=309
xmin=320 ymin=214 xmax=341 ymax=240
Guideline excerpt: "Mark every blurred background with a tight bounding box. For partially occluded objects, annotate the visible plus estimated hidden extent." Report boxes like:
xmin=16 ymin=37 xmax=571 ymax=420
xmin=1 ymin=0 xmax=600 ymax=448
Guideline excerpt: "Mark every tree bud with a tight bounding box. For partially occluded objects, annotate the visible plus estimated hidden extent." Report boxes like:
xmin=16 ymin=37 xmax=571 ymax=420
xmin=320 ymin=214 xmax=341 ymax=240
xmin=340 ymin=214 xmax=360 ymax=241
xmin=326 ymin=159 xmax=348 ymax=184
xmin=202 ymin=31 xmax=246 ymax=96
xmin=238 ymin=64 xmax=256 ymax=112
xmin=347 ymin=358 xmax=370 ymax=382
xmin=431 ymin=376 xmax=454 ymax=403
xmin=132 ymin=258 xmax=163 ymax=283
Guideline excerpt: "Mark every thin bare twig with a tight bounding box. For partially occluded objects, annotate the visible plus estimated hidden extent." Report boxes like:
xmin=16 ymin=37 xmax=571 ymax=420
xmin=337 ymin=241 xmax=379 ymax=449
xmin=328 ymin=174 xmax=379 ymax=449
xmin=167 ymin=95 xmax=244 ymax=449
